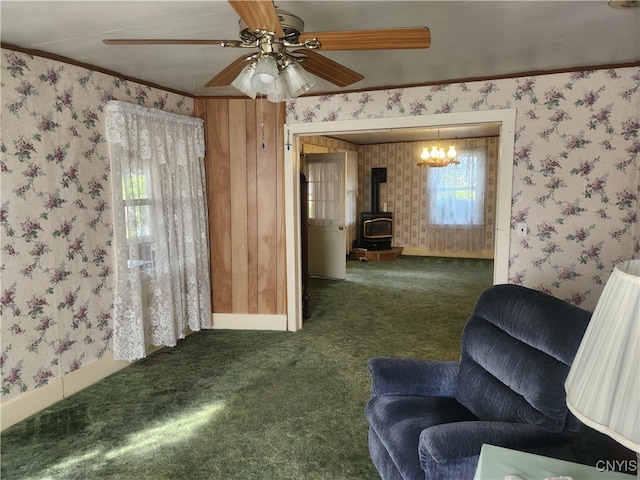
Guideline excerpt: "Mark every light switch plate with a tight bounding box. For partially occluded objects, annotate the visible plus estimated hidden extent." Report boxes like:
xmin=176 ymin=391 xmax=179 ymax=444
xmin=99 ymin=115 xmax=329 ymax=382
xmin=517 ymin=223 xmax=527 ymax=236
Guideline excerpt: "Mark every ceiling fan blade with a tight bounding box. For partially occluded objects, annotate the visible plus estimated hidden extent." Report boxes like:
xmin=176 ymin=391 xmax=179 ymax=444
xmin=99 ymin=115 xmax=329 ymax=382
xmin=299 ymin=27 xmax=431 ymax=51
xmin=227 ymin=0 xmax=284 ymax=37
xmin=205 ymin=55 xmax=251 ymax=87
xmin=103 ymin=39 xmax=228 ymax=45
xmin=293 ymin=50 xmax=363 ymax=87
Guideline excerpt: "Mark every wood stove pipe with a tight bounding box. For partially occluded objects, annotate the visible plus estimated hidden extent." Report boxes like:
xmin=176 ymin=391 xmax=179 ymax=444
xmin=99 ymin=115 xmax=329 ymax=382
xmin=371 ymin=167 xmax=387 ymax=213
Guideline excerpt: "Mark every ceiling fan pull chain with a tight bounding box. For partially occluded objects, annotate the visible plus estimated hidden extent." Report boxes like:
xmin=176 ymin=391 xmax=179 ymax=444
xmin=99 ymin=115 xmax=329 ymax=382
xmin=260 ymin=99 xmax=266 ymax=149
xmin=285 ymin=130 xmax=292 ymax=151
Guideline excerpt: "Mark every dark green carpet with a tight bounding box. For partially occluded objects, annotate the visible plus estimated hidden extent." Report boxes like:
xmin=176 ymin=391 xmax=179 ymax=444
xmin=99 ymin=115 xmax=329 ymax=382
xmin=0 ymin=256 xmax=618 ymax=479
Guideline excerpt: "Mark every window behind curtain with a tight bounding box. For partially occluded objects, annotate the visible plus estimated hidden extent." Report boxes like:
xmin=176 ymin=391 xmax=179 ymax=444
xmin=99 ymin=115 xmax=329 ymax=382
xmin=106 ymin=100 xmax=210 ymax=362
xmin=123 ymin=164 xmax=154 ymax=272
xmin=427 ymin=148 xmax=487 ymax=226
xmin=306 ymin=158 xmax=344 ymax=227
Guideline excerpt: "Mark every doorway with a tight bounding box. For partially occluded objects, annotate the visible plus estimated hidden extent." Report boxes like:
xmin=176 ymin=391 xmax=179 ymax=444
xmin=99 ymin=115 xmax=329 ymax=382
xmin=302 ymin=151 xmax=358 ymax=280
xmin=284 ymin=110 xmax=517 ymax=331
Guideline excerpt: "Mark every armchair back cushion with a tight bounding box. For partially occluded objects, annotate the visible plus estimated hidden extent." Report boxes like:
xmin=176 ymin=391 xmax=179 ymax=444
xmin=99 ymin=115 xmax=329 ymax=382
xmin=455 ymin=285 xmax=591 ymax=432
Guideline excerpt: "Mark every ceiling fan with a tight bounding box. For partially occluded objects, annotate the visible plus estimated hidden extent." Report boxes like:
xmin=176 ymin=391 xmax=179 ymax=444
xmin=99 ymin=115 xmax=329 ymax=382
xmin=103 ymin=0 xmax=431 ymax=101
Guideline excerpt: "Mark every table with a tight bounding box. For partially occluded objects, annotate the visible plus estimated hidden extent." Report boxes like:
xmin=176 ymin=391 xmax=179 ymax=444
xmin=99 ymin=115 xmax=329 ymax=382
xmin=474 ymin=444 xmax=635 ymax=480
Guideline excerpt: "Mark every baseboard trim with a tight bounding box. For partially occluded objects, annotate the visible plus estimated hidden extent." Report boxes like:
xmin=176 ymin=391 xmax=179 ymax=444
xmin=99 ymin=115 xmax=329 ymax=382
xmin=1 ymin=315 xmax=285 ymax=431
xmin=211 ymin=313 xmax=288 ymax=331
xmin=400 ymin=247 xmax=494 ymax=259
xmin=1 ymin=353 xmax=135 ymax=431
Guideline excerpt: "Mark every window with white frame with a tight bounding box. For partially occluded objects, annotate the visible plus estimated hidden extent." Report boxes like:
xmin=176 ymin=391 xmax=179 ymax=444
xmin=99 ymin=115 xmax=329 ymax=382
xmin=427 ymin=148 xmax=487 ymax=226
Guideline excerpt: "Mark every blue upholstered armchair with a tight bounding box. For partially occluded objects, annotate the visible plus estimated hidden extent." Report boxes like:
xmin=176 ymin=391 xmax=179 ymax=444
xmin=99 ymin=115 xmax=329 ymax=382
xmin=366 ymin=284 xmax=591 ymax=480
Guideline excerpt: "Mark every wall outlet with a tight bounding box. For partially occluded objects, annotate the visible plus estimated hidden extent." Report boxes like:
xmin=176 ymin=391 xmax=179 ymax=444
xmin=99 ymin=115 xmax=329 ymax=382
xmin=517 ymin=223 xmax=527 ymax=236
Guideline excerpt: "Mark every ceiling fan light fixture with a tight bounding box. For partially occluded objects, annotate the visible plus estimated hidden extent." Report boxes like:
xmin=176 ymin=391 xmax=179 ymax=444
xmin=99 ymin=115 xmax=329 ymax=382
xmin=230 ymin=53 xmax=316 ymax=102
xmin=251 ymin=74 xmax=277 ymax=96
xmin=267 ymin=75 xmax=288 ymax=103
xmin=254 ymin=55 xmax=279 ymax=84
xmin=281 ymin=61 xmax=315 ymax=97
xmin=231 ymin=63 xmax=258 ymax=99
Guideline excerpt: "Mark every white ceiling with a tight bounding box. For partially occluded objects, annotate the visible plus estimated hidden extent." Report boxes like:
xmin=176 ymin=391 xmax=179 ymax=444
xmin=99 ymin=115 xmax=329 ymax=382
xmin=2 ymin=1 xmax=638 ymax=144
xmin=2 ymin=1 xmax=639 ymax=100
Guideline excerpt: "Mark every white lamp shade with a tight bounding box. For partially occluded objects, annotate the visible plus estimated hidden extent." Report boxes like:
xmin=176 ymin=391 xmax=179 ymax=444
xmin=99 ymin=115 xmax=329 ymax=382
xmin=251 ymin=74 xmax=277 ymax=96
xmin=253 ymin=55 xmax=278 ymax=84
xmin=266 ymin=74 xmax=288 ymax=103
xmin=231 ymin=63 xmax=258 ymax=99
xmin=565 ymin=259 xmax=640 ymax=453
xmin=281 ymin=61 xmax=315 ymax=97
xmin=230 ymin=55 xmax=317 ymax=102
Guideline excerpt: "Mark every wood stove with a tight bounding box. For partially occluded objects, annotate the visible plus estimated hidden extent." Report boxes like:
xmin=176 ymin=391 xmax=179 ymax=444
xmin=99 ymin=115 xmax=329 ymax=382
xmin=358 ymin=212 xmax=392 ymax=250
xmin=357 ymin=167 xmax=392 ymax=250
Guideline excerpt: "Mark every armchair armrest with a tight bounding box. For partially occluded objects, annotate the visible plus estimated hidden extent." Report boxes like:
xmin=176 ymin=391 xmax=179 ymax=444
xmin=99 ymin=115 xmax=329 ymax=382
xmin=419 ymin=421 xmax=573 ymax=465
xmin=367 ymin=357 xmax=459 ymax=398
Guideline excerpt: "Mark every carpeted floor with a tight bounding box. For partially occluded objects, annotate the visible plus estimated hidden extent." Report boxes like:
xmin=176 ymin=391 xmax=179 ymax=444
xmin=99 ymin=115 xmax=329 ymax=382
xmin=0 ymin=256 xmax=620 ymax=479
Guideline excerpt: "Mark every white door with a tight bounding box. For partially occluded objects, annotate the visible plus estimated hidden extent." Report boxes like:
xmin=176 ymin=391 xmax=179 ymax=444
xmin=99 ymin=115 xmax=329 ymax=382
xmin=304 ymin=152 xmax=356 ymax=280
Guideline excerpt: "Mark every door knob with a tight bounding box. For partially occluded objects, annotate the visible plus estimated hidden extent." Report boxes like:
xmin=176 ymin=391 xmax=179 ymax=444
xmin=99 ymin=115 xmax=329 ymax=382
xmin=338 ymin=226 xmax=344 ymax=230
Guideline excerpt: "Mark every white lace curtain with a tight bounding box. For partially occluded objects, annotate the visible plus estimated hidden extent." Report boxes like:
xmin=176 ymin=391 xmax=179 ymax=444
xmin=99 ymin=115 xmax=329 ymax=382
xmin=305 ymin=158 xmax=345 ymax=227
xmin=106 ymin=101 xmax=211 ymax=361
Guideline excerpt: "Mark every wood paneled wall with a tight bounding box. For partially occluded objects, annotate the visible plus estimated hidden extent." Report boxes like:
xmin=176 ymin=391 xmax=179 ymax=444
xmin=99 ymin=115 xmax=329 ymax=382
xmin=194 ymin=98 xmax=286 ymax=315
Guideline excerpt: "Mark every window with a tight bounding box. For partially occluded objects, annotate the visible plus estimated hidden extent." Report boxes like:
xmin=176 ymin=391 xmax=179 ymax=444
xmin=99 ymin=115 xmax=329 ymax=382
xmin=427 ymin=148 xmax=486 ymax=226
xmin=306 ymin=158 xmax=344 ymax=226
xmin=122 ymin=166 xmax=155 ymax=272
xmin=106 ymin=100 xmax=210 ymax=361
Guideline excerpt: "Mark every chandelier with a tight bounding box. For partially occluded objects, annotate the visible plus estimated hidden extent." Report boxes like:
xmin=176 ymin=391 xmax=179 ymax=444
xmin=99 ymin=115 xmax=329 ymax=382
xmin=416 ymin=130 xmax=459 ymax=167
xmin=231 ymin=31 xmax=316 ymax=103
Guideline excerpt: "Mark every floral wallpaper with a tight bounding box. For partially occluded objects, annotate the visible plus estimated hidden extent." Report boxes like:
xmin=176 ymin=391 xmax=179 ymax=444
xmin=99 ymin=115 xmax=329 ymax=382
xmin=287 ymin=67 xmax=640 ymax=311
xmin=1 ymin=47 xmax=637 ymax=408
xmin=0 ymin=49 xmax=193 ymax=402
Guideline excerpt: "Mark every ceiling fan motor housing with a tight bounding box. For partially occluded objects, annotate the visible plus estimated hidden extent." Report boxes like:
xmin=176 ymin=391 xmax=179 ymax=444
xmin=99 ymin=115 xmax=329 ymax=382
xmin=239 ymin=9 xmax=305 ymax=43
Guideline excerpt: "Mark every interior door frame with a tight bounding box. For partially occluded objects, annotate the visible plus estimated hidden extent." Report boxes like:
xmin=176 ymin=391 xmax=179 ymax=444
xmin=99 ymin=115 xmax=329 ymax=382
xmin=284 ymin=109 xmax=517 ymax=332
